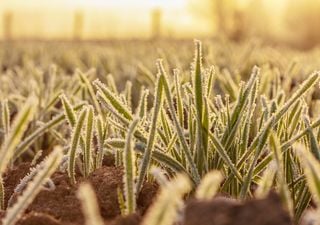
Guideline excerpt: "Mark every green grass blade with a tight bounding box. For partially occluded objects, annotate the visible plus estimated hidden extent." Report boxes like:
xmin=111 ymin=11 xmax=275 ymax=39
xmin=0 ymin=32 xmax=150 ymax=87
xmin=94 ymin=79 xmax=133 ymax=121
xmin=136 ymin=73 xmax=164 ymax=192
xmin=123 ymin=118 xmax=139 ymax=214
xmin=193 ymin=40 xmax=205 ymax=173
xmin=95 ymin=115 xmax=106 ymax=168
xmin=1 ymin=99 xmax=10 ymax=137
xmin=68 ymin=107 xmax=87 ymax=184
xmin=84 ymin=106 xmax=94 ymax=177
xmin=174 ymin=69 xmax=184 ymax=126
xmin=60 ymin=93 xmax=77 ymax=127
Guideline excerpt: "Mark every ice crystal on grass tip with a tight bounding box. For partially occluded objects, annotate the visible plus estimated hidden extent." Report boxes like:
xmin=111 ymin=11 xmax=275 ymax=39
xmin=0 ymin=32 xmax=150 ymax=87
xmin=196 ymin=170 xmax=223 ymax=200
xmin=142 ymin=174 xmax=191 ymax=225
xmin=77 ymin=183 xmax=104 ymax=225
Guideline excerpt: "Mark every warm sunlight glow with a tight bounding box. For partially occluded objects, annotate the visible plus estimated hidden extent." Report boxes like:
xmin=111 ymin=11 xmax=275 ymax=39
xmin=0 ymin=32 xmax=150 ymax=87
xmin=72 ymin=0 xmax=187 ymax=9
xmin=0 ymin=0 xmax=318 ymax=49
xmin=0 ymin=0 xmax=194 ymax=39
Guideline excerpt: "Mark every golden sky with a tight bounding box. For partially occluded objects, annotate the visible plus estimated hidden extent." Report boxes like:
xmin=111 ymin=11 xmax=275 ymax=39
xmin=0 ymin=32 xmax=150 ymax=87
xmin=0 ymin=0 xmax=187 ymax=9
xmin=0 ymin=0 xmax=289 ymax=40
xmin=0 ymin=0 xmax=199 ymax=39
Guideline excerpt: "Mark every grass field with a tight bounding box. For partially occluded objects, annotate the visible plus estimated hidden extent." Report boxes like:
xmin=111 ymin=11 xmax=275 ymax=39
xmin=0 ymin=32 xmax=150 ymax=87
xmin=1 ymin=39 xmax=320 ymax=225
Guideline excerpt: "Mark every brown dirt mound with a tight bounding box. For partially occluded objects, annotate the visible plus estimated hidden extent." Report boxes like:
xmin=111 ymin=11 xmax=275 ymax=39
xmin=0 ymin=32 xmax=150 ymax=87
xmin=184 ymin=192 xmax=292 ymax=225
xmin=3 ymin=163 xmax=31 ymax=209
xmin=84 ymin=166 xmax=124 ymax=220
xmin=25 ymin=171 xmax=81 ymax=224
xmin=102 ymin=153 xmax=116 ymax=167
xmin=3 ymin=162 xmax=295 ymax=225
xmin=3 ymin=163 xmax=158 ymax=225
xmin=137 ymin=182 xmax=158 ymax=215
xmin=25 ymin=166 xmax=125 ymax=224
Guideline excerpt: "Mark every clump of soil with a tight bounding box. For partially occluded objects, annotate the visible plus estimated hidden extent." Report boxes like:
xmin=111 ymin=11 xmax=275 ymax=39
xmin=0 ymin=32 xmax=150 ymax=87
xmin=3 ymin=163 xmax=32 ymax=208
xmin=102 ymin=153 xmax=116 ymax=167
xmin=3 ymin=162 xmax=158 ymax=225
xmin=85 ymin=166 xmax=124 ymax=220
xmin=25 ymin=171 xmax=83 ymax=224
xmin=137 ymin=182 xmax=158 ymax=215
xmin=184 ymin=192 xmax=292 ymax=225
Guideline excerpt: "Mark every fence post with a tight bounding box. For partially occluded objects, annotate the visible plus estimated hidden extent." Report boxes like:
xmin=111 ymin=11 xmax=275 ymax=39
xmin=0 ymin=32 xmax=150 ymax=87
xmin=3 ymin=11 xmax=13 ymax=41
xmin=73 ymin=10 xmax=84 ymax=41
xmin=151 ymin=8 xmax=162 ymax=39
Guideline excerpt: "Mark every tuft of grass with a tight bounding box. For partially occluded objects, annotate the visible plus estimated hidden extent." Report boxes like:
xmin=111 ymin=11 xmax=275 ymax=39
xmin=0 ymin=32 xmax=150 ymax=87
xmin=13 ymin=102 xmax=85 ymax=160
xmin=0 ymin=97 xmax=36 ymax=174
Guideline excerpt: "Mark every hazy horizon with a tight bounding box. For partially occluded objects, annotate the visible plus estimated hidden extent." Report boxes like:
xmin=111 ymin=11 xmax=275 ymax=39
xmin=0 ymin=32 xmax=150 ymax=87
xmin=0 ymin=0 xmax=211 ymax=39
xmin=0 ymin=0 xmax=313 ymax=48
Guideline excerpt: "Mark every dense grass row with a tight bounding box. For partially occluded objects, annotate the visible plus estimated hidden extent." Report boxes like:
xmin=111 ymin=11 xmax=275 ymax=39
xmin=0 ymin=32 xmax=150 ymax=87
xmin=1 ymin=40 xmax=320 ymax=224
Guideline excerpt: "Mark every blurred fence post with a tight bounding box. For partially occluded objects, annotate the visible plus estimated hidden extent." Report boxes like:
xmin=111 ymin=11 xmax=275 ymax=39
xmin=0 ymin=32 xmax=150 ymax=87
xmin=230 ymin=9 xmax=246 ymax=41
xmin=3 ymin=11 xmax=13 ymax=41
xmin=151 ymin=8 xmax=162 ymax=39
xmin=215 ymin=0 xmax=226 ymax=36
xmin=73 ymin=10 xmax=84 ymax=41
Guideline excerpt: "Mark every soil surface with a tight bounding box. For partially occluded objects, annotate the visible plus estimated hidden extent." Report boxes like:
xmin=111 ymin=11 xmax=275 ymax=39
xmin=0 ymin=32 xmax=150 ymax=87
xmin=184 ymin=192 xmax=293 ymax=225
xmin=2 ymin=161 xmax=295 ymax=225
xmin=2 ymin=160 xmax=157 ymax=225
